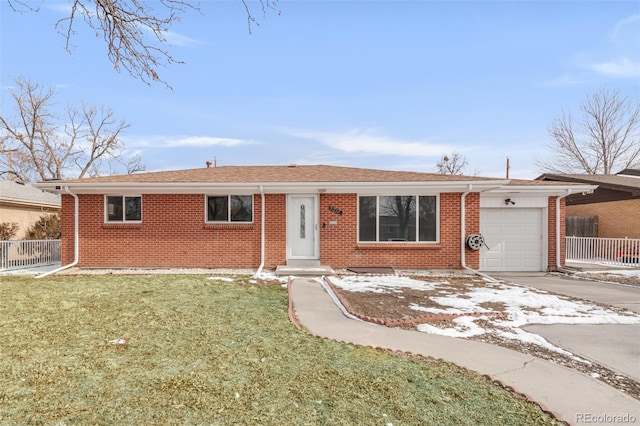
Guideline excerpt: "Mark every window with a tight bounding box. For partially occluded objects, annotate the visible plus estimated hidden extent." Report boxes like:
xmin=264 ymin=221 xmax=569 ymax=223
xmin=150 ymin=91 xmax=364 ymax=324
xmin=358 ymin=195 xmax=437 ymax=242
xmin=106 ymin=196 xmax=142 ymax=222
xmin=206 ymin=195 xmax=253 ymax=223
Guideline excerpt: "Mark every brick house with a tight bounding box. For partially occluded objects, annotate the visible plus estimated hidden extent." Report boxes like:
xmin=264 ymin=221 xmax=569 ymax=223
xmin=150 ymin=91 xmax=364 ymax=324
xmin=537 ymin=169 xmax=640 ymax=239
xmin=34 ymin=165 xmax=595 ymax=273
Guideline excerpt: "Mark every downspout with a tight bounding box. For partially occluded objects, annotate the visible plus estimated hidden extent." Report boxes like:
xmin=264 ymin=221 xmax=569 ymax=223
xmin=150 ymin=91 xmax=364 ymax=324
xmin=460 ymin=185 xmax=471 ymax=271
xmin=253 ymin=185 xmax=266 ymax=278
xmin=461 ymin=185 xmax=498 ymax=282
xmin=36 ymin=186 xmax=79 ymax=278
xmin=556 ymin=190 xmax=573 ymax=271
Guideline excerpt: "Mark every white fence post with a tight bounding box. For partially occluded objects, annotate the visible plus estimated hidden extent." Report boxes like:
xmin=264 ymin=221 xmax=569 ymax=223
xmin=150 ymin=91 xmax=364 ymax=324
xmin=566 ymin=236 xmax=640 ymax=267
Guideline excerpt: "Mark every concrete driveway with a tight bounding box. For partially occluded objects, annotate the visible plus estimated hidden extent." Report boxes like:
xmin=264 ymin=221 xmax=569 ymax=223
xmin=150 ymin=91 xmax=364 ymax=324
xmin=494 ymin=273 xmax=640 ymax=313
xmin=494 ymin=273 xmax=640 ymax=382
xmin=524 ymin=324 xmax=640 ymax=380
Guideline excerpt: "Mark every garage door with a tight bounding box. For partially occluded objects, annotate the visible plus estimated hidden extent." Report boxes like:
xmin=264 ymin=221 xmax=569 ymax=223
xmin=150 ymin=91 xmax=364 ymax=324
xmin=480 ymin=208 xmax=543 ymax=272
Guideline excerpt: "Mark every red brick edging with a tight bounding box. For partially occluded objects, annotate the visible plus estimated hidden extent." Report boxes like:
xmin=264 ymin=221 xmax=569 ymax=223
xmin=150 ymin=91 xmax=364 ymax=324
xmin=287 ymin=277 xmax=304 ymax=330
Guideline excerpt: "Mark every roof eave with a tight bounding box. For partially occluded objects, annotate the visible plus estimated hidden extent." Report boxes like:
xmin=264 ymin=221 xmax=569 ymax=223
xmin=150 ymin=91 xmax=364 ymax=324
xmin=33 ymin=180 xmax=511 ymax=195
xmin=486 ymin=184 xmax=598 ymax=196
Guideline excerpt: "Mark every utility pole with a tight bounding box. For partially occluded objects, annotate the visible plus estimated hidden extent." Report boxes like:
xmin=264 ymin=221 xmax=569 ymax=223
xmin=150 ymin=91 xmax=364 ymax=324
xmin=2 ymin=149 xmax=19 ymax=180
xmin=506 ymin=156 xmax=510 ymax=179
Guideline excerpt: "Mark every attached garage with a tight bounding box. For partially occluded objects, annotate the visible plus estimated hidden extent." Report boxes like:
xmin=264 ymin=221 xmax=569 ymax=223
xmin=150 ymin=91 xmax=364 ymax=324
xmin=479 ymin=195 xmax=549 ymax=272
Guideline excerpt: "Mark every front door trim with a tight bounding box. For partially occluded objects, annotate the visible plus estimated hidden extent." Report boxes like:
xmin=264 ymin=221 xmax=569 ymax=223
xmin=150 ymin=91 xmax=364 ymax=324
xmin=286 ymin=194 xmax=320 ymax=260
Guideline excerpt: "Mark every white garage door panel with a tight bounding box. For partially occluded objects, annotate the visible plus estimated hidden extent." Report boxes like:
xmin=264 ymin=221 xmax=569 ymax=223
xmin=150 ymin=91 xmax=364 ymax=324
xmin=480 ymin=208 xmax=543 ymax=272
xmin=485 ymin=259 xmax=502 ymax=268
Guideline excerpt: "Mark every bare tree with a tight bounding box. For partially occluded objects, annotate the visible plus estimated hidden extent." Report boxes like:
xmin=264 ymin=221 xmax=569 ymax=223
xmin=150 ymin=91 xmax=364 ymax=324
xmin=7 ymin=0 xmax=280 ymax=87
xmin=124 ymin=153 xmax=146 ymax=175
xmin=436 ymin=152 xmax=468 ymax=175
xmin=380 ymin=196 xmax=415 ymax=241
xmin=537 ymin=88 xmax=640 ymax=174
xmin=0 ymin=77 xmax=130 ymax=182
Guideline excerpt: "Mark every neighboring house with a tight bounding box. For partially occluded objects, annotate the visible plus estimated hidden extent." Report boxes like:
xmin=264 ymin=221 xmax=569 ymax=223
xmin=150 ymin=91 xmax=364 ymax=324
xmin=0 ymin=180 xmax=61 ymax=239
xmin=34 ymin=165 xmax=595 ymax=272
xmin=537 ymin=169 xmax=640 ymax=239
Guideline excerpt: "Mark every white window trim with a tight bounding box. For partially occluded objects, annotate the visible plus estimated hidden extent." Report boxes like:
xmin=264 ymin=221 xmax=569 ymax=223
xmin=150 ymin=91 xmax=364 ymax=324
xmin=204 ymin=194 xmax=254 ymax=224
xmin=104 ymin=195 xmax=143 ymax=223
xmin=357 ymin=194 xmax=440 ymax=243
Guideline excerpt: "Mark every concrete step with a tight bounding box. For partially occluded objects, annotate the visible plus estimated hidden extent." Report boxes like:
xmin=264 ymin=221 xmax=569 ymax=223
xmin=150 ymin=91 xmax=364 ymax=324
xmin=275 ymin=264 xmax=335 ymax=277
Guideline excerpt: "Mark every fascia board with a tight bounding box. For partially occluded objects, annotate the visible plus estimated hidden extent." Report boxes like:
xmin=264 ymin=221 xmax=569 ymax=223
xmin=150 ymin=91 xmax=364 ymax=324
xmin=486 ymin=184 xmax=598 ymax=196
xmin=0 ymin=198 xmax=61 ymax=209
xmin=34 ymin=180 xmax=510 ymax=194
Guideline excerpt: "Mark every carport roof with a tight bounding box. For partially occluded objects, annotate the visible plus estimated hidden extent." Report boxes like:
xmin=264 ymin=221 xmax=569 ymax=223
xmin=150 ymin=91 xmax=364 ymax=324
xmin=537 ymin=172 xmax=640 ymax=197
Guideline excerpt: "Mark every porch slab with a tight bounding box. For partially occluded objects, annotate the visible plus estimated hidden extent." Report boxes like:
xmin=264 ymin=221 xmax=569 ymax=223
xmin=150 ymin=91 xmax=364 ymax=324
xmin=275 ymin=265 xmax=335 ymax=277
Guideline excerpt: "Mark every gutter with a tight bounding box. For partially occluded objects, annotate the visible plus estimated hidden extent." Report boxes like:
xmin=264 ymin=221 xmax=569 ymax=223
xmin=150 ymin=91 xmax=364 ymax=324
xmin=33 ymin=180 xmax=510 ymax=195
xmin=253 ymin=185 xmax=266 ymax=278
xmin=556 ymin=189 xmax=573 ymax=270
xmin=36 ymin=187 xmax=79 ymax=278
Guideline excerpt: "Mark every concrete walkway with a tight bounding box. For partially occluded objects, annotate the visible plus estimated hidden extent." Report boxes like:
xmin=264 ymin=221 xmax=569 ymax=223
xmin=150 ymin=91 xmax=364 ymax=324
xmin=0 ymin=263 xmax=61 ymax=277
xmin=289 ymin=277 xmax=640 ymax=426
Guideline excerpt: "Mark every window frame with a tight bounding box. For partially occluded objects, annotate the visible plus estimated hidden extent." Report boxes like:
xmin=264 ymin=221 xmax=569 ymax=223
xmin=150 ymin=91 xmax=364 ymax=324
xmin=104 ymin=195 xmax=143 ymax=223
xmin=357 ymin=194 xmax=439 ymax=243
xmin=205 ymin=194 xmax=254 ymax=224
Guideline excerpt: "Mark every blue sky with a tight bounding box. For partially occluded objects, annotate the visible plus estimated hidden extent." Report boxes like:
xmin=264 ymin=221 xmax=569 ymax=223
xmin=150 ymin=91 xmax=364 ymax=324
xmin=1 ymin=1 xmax=639 ymax=179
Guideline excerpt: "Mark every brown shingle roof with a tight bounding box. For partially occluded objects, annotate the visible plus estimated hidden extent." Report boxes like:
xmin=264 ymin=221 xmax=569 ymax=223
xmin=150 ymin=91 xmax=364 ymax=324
xmin=43 ymin=165 xmax=504 ymax=184
xmin=537 ymin=173 xmax=640 ymax=192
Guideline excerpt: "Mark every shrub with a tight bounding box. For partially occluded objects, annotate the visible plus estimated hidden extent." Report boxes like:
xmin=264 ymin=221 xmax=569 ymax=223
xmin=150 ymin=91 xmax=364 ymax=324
xmin=0 ymin=222 xmax=19 ymax=240
xmin=24 ymin=213 xmax=61 ymax=239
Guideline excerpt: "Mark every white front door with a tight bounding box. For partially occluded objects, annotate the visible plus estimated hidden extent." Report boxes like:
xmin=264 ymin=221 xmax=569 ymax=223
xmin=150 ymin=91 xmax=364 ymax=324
xmin=287 ymin=194 xmax=319 ymax=259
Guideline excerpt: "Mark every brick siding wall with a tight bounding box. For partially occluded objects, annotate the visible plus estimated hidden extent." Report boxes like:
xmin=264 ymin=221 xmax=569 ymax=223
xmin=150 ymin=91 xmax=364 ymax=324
xmin=319 ymin=192 xmax=479 ymax=270
xmin=567 ymin=199 xmax=640 ymax=239
xmin=547 ymin=196 xmax=565 ymax=269
xmin=62 ymin=194 xmax=266 ymax=268
xmin=60 ymin=191 xmax=487 ymax=270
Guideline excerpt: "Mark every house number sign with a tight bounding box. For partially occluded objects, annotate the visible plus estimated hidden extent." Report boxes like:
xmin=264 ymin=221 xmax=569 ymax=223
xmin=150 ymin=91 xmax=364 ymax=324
xmin=328 ymin=206 xmax=343 ymax=215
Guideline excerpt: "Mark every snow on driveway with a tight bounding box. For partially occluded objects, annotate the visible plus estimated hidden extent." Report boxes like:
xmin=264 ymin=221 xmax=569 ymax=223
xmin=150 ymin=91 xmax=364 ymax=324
xmin=330 ymin=275 xmax=640 ymax=358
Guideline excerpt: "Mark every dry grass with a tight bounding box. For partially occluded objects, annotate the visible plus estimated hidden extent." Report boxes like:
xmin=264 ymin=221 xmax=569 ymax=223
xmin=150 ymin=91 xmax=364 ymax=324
xmin=0 ymin=274 xmax=561 ymax=425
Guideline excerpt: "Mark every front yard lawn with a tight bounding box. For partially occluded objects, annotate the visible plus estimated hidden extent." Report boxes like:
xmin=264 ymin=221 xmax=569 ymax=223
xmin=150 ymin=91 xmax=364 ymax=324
xmin=0 ymin=274 xmax=561 ymax=425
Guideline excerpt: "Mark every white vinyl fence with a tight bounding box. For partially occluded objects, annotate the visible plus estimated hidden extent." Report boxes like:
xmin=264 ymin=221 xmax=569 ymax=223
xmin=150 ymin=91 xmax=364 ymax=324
xmin=0 ymin=239 xmax=61 ymax=271
xmin=566 ymin=236 xmax=640 ymax=267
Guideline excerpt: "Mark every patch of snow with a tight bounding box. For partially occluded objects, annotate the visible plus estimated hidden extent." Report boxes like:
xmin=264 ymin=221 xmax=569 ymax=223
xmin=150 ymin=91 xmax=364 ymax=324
xmin=417 ymin=316 xmax=486 ymax=338
xmin=207 ymin=276 xmax=235 ymax=282
xmin=580 ymin=270 xmax=640 ymax=278
xmin=336 ymin=274 xmax=640 ymax=357
xmin=255 ymin=271 xmax=289 ymax=284
xmin=494 ymin=329 xmax=574 ymax=357
xmin=330 ymin=275 xmax=440 ymax=293
xmin=428 ymin=295 xmax=493 ymax=313
xmin=409 ymin=304 xmax=466 ymax=315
